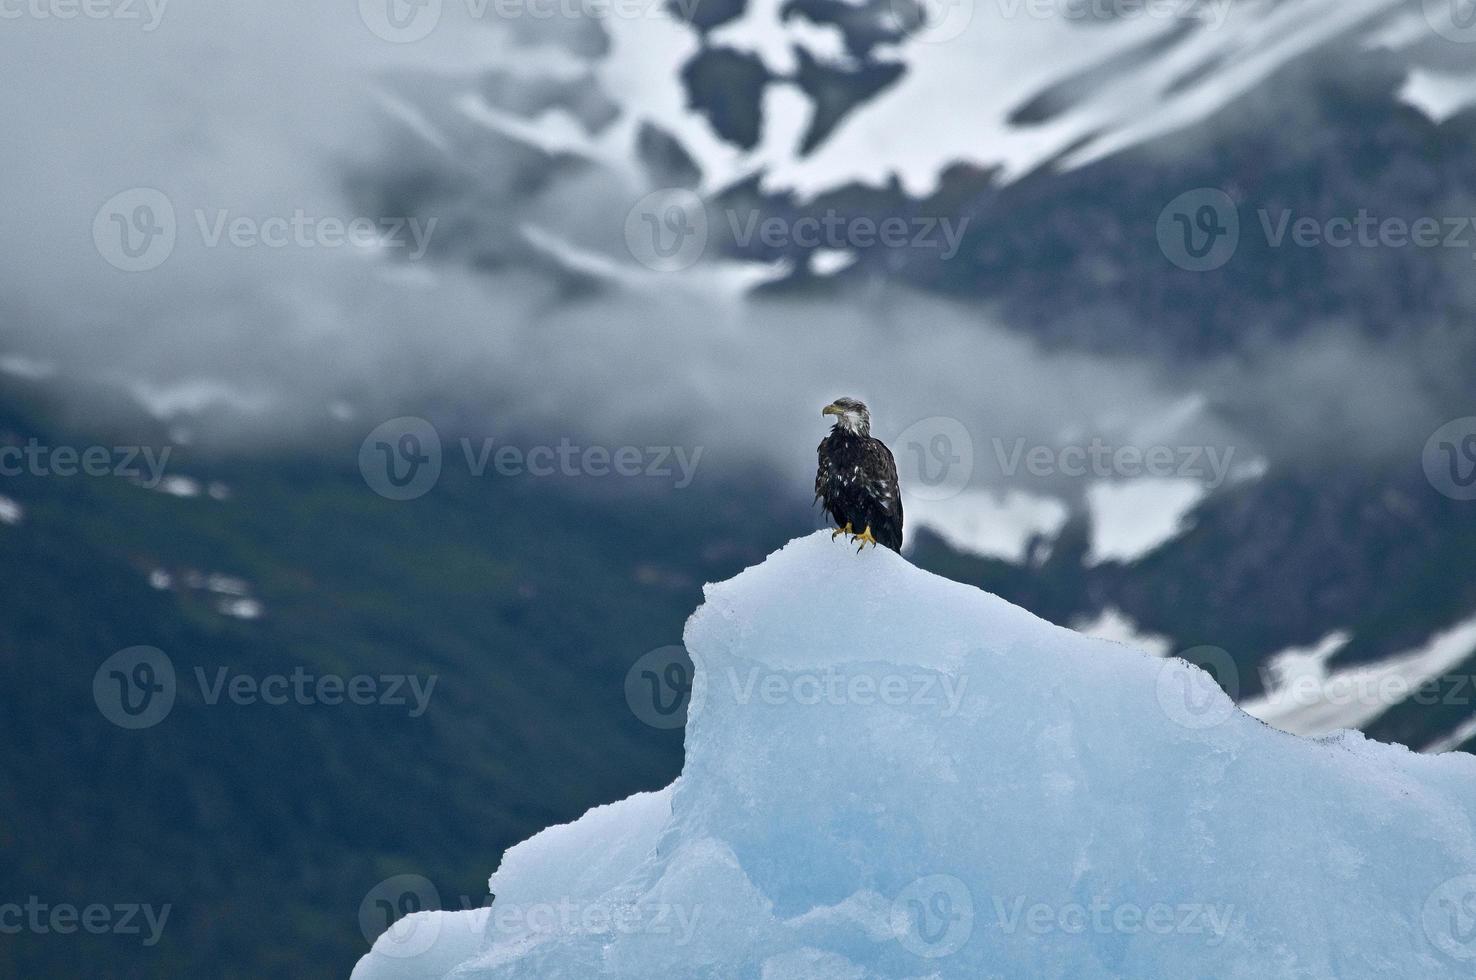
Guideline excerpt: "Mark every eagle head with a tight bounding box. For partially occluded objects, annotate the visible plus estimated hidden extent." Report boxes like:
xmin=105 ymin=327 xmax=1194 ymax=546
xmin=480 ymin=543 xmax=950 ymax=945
xmin=822 ymin=397 xmax=870 ymax=436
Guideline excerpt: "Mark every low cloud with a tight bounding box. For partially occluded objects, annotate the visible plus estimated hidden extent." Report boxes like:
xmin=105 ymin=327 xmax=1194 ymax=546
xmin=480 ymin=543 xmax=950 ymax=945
xmin=0 ymin=1 xmax=1456 ymax=493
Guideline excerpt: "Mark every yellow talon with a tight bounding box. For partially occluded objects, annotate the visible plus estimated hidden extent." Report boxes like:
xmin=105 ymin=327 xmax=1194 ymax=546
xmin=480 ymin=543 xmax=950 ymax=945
xmin=853 ymin=525 xmax=877 ymax=552
xmin=831 ymin=521 xmax=854 ymax=540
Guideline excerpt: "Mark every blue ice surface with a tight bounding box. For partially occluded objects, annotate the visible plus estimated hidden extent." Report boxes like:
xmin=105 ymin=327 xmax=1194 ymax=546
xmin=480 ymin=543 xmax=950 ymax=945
xmin=355 ymin=531 xmax=1476 ymax=979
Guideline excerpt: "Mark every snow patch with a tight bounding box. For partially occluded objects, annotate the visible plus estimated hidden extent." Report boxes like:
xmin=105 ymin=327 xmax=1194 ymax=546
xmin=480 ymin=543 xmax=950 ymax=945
xmin=903 ymin=487 xmax=1068 ymax=563
xmin=1073 ymin=607 xmax=1172 ymax=658
xmin=519 ymin=223 xmax=790 ymax=298
xmin=153 ymin=476 xmax=201 ymax=499
xmin=1426 ymin=716 xmax=1476 ymax=756
xmin=1084 ymin=477 xmax=1204 ymax=566
xmin=809 ymin=249 xmax=857 ymax=276
xmin=708 ymin=0 xmax=849 ymax=75
xmin=1399 ymin=69 xmax=1476 ymax=124
xmin=1243 ymin=619 xmax=1476 ymax=737
xmin=217 ymin=597 xmax=264 ymax=621
xmin=128 ymin=379 xmax=272 ymax=421
xmin=0 ymin=495 xmax=23 ymax=526
xmin=151 ymin=567 xmax=264 ymax=620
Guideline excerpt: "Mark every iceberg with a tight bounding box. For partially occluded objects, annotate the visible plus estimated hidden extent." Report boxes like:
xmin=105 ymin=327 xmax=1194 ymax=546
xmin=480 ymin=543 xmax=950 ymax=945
xmin=355 ymin=532 xmax=1476 ymax=979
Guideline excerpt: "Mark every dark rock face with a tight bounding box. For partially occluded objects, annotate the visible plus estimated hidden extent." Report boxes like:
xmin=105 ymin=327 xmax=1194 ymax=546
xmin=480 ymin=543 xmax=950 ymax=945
xmin=680 ymin=46 xmax=773 ymax=150
xmin=637 ymin=121 xmax=704 ymax=189
xmin=793 ymin=47 xmax=906 ymax=154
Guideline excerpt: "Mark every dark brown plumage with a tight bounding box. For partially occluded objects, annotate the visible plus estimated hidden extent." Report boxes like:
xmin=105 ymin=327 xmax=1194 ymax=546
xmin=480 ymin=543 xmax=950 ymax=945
xmin=815 ymin=397 xmax=903 ymax=552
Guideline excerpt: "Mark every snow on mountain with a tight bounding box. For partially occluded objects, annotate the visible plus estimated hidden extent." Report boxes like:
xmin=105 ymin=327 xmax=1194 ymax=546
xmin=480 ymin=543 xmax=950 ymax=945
xmin=354 ymin=532 xmax=1476 ymax=978
xmin=1072 ymin=606 xmax=1172 ymax=657
xmin=1084 ymin=477 xmax=1204 ymax=566
xmin=1428 ymin=716 xmax=1476 ymax=757
xmin=1399 ymin=67 xmax=1476 ymax=124
xmin=1244 ymin=618 xmax=1476 ymax=739
xmin=903 ymin=487 xmax=1069 ymax=563
xmin=386 ymin=0 xmax=1434 ymax=209
xmin=599 ymin=0 xmax=1414 ymax=199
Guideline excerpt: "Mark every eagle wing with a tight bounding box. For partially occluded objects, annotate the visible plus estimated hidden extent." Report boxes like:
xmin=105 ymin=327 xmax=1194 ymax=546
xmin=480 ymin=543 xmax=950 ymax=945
xmin=864 ymin=437 xmax=904 ymax=551
xmin=815 ymin=436 xmax=830 ymax=503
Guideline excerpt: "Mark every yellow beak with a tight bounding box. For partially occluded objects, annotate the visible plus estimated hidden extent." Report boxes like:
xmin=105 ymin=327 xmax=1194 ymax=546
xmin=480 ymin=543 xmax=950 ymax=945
xmin=822 ymin=403 xmax=841 ymax=417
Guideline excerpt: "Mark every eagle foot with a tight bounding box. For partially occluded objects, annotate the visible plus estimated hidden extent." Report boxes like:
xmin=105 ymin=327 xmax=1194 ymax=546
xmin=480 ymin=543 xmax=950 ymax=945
xmin=831 ymin=522 xmax=854 ymax=541
xmin=853 ymin=526 xmax=878 ymax=552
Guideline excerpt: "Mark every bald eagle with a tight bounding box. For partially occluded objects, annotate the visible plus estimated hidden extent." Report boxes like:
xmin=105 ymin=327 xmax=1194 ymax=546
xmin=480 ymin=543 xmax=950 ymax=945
xmin=816 ymin=397 xmax=904 ymax=552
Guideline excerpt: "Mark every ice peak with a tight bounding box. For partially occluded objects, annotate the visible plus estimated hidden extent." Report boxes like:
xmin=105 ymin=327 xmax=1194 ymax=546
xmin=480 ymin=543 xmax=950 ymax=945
xmin=356 ymin=534 xmax=1476 ymax=980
